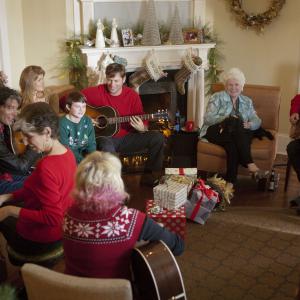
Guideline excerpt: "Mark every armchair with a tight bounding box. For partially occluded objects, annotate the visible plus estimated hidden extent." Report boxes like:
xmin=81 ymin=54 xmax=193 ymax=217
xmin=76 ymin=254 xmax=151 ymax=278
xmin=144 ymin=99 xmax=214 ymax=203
xmin=197 ymin=83 xmax=281 ymax=176
xmin=21 ymin=263 xmax=133 ymax=300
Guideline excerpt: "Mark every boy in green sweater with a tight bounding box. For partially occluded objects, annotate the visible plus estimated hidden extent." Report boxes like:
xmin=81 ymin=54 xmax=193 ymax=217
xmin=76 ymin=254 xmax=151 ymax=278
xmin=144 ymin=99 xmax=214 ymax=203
xmin=59 ymin=91 xmax=96 ymax=163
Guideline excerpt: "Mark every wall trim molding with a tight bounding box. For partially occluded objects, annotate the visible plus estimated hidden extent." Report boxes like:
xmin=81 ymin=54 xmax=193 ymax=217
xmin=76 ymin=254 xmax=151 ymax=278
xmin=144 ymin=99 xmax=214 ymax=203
xmin=277 ymin=133 xmax=290 ymax=155
xmin=0 ymin=0 xmax=12 ymax=85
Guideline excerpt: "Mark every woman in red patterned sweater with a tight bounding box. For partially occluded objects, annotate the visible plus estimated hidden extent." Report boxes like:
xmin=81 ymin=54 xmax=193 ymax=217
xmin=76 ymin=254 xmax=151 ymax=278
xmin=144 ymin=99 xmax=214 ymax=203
xmin=0 ymin=102 xmax=76 ymax=256
xmin=63 ymin=151 xmax=184 ymax=280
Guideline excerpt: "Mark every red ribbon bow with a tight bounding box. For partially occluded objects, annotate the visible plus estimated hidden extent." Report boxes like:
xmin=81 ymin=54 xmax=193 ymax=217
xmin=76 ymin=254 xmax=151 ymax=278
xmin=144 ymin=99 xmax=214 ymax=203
xmin=189 ymin=179 xmax=218 ymax=221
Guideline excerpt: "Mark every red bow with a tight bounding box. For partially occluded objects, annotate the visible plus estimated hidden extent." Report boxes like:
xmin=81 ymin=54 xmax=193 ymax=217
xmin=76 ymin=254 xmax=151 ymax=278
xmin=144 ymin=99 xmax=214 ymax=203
xmin=194 ymin=179 xmax=215 ymax=199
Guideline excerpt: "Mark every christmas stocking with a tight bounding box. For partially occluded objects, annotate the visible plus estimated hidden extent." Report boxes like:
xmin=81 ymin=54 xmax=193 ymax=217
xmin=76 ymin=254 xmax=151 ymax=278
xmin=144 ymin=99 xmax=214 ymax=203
xmin=174 ymin=52 xmax=202 ymax=95
xmin=129 ymin=50 xmax=167 ymax=92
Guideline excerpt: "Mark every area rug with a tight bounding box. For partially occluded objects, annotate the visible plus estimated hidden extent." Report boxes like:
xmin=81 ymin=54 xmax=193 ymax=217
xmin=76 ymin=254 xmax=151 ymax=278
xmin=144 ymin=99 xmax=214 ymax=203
xmin=177 ymin=207 xmax=300 ymax=300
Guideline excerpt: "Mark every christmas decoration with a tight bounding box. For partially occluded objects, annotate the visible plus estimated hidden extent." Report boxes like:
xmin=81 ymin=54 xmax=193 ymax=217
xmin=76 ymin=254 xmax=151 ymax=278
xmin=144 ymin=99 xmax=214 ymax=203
xmin=63 ymin=39 xmax=88 ymax=90
xmin=110 ymin=18 xmax=120 ymax=47
xmin=228 ymin=0 xmax=286 ymax=33
xmin=168 ymin=5 xmax=184 ymax=45
xmin=95 ymin=19 xmax=105 ymax=48
xmin=174 ymin=51 xmax=202 ymax=95
xmin=142 ymin=0 xmax=161 ymax=46
xmin=206 ymin=174 xmax=234 ymax=211
xmin=202 ymin=23 xmax=224 ymax=96
xmin=129 ymin=50 xmax=167 ymax=92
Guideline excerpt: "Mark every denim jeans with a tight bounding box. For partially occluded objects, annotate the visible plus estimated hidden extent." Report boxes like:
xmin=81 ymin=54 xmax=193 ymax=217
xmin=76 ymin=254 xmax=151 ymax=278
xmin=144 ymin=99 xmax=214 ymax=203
xmin=0 ymin=175 xmax=27 ymax=194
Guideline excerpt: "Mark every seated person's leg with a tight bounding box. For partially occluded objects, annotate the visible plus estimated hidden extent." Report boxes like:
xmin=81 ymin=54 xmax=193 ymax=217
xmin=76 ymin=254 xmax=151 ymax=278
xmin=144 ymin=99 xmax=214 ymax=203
xmin=234 ymin=126 xmax=259 ymax=174
xmin=222 ymin=143 xmax=239 ymax=184
xmin=287 ymin=139 xmax=300 ymax=182
xmin=117 ymin=132 xmax=164 ymax=171
xmin=96 ymin=137 xmax=117 ymax=153
xmin=0 ymin=175 xmax=27 ymax=194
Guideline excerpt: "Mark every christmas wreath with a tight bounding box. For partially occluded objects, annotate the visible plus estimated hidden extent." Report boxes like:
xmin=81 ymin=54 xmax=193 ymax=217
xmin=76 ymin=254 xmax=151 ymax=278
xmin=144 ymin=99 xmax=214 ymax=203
xmin=229 ymin=0 xmax=286 ymax=32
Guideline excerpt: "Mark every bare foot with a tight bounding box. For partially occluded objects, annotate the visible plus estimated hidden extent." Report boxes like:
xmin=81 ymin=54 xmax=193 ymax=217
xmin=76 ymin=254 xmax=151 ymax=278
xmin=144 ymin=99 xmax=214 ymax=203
xmin=248 ymin=163 xmax=259 ymax=174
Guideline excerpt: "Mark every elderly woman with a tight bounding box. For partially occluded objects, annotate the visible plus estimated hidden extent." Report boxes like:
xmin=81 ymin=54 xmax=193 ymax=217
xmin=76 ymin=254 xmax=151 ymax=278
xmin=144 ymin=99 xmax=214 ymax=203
xmin=199 ymin=68 xmax=261 ymax=184
xmin=63 ymin=151 xmax=184 ymax=279
xmin=0 ymin=102 xmax=76 ymax=256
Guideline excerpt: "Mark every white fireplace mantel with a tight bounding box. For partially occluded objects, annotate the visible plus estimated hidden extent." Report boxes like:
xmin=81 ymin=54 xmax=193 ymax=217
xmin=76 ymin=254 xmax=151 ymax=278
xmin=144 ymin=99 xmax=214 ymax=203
xmin=81 ymin=43 xmax=215 ymax=128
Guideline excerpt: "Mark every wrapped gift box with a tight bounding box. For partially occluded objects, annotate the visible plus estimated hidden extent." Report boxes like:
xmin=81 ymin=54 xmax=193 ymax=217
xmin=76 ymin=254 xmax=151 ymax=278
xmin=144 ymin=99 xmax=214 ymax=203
xmin=185 ymin=179 xmax=219 ymax=224
xmin=165 ymin=168 xmax=197 ymax=177
xmin=153 ymin=181 xmax=188 ymax=210
xmin=146 ymin=200 xmax=186 ymax=239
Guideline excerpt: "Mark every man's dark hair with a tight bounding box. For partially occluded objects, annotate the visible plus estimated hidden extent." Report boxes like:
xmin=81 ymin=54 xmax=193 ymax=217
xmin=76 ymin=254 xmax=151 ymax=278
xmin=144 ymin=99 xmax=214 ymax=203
xmin=105 ymin=63 xmax=126 ymax=78
xmin=0 ymin=87 xmax=22 ymax=106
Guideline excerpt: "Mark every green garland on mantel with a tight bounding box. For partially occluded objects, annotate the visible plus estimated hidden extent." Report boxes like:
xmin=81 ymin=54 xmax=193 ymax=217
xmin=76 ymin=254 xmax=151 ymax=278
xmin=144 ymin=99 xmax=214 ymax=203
xmin=63 ymin=24 xmax=224 ymax=92
xmin=229 ymin=0 xmax=286 ymax=33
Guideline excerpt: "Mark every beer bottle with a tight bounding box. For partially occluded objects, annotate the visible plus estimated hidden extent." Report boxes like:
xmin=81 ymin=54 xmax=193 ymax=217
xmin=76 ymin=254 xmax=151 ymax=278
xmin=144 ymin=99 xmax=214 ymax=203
xmin=268 ymin=169 xmax=275 ymax=192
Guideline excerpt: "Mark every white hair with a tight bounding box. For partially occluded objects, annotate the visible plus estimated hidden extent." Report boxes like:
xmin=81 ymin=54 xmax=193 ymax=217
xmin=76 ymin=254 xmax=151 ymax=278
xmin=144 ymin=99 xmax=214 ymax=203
xmin=221 ymin=68 xmax=246 ymax=88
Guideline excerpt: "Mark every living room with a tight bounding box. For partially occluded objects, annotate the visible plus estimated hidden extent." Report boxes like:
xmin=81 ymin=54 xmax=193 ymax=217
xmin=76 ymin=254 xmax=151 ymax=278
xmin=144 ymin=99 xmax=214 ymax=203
xmin=1 ymin=1 xmax=300 ymax=299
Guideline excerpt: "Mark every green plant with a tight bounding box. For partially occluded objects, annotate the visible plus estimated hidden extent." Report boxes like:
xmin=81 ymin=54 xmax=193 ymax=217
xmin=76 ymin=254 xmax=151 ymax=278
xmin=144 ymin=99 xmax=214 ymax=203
xmin=64 ymin=38 xmax=88 ymax=90
xmin=0 ymin=284 xmax=18 ymax=300
xmin=202 ymin=23 xmax=224 ymax=96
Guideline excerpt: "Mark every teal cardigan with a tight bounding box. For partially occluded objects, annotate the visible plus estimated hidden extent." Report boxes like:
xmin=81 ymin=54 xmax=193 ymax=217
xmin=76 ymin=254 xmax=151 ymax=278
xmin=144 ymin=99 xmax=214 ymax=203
xmin=199 ymin=91 xmax=262 ymax=138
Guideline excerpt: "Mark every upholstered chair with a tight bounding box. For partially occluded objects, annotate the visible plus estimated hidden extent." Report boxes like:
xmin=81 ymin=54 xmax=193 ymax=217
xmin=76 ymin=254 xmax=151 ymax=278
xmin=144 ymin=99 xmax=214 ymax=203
xmin=197 ymin=83 xmax=281 ymax=176
xmin=21 ymin=263 xmax=133 ymax=300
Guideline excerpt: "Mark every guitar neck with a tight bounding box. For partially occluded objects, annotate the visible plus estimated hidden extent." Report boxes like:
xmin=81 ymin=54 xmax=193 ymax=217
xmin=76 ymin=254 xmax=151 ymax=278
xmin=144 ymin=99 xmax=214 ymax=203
xmin=109 ymin=113 xmax=156 ymax=124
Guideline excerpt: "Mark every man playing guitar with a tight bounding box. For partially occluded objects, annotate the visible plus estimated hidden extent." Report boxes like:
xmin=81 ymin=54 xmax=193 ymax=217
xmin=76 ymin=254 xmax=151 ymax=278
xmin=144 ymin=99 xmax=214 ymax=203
xmin=0 ymin=87 xmax=40 ymax=193
xmin=81 ymin=63 xmax=164 ymax=186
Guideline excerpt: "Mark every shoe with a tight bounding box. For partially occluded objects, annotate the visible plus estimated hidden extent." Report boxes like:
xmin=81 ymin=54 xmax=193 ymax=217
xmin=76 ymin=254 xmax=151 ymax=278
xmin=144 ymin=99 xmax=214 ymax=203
xmin=140 ymin=174 xmax=159 ymax=187
xmin=289 ymin=195 xmax=300 ymax=208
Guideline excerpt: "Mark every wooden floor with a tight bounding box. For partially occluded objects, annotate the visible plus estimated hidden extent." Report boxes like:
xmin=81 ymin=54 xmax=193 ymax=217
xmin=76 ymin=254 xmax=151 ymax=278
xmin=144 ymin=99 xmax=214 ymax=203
xmin=125 ymin=154 xmax=299 ymax=212
xmin=2 ymin=154 xmax=300 ymax=295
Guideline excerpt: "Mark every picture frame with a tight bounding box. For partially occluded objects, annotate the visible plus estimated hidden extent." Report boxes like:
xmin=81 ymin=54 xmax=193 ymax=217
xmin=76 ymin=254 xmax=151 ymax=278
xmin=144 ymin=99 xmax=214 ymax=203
xmin=121 ymin=29 xmax=134 ymax=47
xmin=183 ymin=28 xmax=200 ymax=44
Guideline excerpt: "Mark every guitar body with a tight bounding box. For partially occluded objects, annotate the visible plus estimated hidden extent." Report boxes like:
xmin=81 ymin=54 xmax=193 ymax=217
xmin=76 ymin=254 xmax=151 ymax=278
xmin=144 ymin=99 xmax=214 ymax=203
xmin=86 ymin=104 xmax=168 ymax=138
xmin=86 ymin=105 xmax=120 ymax=137
xmin=131 ymin=240 xmax=186 ymax=300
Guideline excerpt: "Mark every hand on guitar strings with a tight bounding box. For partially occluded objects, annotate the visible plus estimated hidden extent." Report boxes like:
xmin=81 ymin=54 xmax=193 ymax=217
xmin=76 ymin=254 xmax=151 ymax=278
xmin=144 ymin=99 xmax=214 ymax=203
xmin=130 ymin=116 xmax=148 ymax=133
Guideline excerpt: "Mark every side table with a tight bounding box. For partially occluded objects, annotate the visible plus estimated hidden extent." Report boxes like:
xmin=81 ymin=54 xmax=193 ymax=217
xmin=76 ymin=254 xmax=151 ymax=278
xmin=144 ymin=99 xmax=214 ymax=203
xmin=169 ymin=130 xmax=199 ymax=167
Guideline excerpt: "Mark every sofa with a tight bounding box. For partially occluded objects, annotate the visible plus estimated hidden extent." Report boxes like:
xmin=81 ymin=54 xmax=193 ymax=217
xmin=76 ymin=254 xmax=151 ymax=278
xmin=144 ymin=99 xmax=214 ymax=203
xmin=197 ymin=83 xmax=281 ymax=175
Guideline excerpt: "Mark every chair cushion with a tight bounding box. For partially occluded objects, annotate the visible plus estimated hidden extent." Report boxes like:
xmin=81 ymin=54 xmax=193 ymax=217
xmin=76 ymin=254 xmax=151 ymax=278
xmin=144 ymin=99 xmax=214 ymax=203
xmin=198 ymin=129 xmax=277 ymax=161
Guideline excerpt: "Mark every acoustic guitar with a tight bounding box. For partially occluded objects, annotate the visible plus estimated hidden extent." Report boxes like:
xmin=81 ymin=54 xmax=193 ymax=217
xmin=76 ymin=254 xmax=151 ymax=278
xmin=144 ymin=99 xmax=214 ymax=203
xmin=131 ymin=240 xmax=187 ymax=300
xmin=86 ymin=105 xmax=168 ymax=137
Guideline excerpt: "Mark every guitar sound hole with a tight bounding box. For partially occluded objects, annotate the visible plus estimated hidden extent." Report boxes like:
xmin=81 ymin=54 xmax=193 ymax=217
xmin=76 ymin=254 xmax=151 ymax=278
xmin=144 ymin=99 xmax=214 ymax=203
xmin=97 ymin=116 xmax=108 ymax=129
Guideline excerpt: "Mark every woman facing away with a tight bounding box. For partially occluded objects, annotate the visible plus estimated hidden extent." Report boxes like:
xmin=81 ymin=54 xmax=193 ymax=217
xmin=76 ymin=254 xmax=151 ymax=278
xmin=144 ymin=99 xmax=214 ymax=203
xmin=19 ymin=65 xmax=59 ymax=113
xmin=63 ymin=151 xmax=184 ymax=280
xmin=199 ymin=68 xmax=262 ymax=184
xmin=0 ymin=102 xmax=76 ymax=256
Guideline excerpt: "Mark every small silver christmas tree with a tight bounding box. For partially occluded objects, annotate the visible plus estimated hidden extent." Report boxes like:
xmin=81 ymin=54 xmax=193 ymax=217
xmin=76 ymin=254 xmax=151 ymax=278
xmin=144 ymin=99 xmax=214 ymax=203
xmin=142 ymin=0 xmax=161 ymax=46
xmin=168 ymin=5 xmax=184 ymax=45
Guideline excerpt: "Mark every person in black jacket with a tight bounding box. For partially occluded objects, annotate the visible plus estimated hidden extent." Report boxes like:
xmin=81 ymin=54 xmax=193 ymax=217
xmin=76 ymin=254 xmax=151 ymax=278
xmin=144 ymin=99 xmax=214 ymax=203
xmin=0 ymin=87 xmax=40 ymax=194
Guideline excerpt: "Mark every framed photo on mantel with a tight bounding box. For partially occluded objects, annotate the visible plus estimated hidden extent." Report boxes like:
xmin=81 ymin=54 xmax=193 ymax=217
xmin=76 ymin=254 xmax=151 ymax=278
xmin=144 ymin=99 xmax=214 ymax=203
xmin=122 ymin=29 xmax=134 ymax=47
xmin=183 ymin=28 xmax=201 ymax=44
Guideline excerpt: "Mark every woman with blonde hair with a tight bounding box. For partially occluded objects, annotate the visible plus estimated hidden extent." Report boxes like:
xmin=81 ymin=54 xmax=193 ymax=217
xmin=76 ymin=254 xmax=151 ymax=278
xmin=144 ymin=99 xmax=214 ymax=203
xmin=63 ymin=151 xmax=184 ymax=279
xmin=19 ymin=66 xmax=46 ymax=106
xmin=199 ymin=67 xmax=262 ymax=184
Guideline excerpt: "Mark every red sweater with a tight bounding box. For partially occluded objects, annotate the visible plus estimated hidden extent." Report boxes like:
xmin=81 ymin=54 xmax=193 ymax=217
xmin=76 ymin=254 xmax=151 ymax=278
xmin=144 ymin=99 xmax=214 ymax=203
xmin=63 ymin=204 xmax=146 ymax=279
xmin=12 ymin=149 xmax=76 ymax=243
xmin=81 ymin=84 xmax=146 ymax=137
xmin=290 ymin=94 xmax=300 ymax=115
